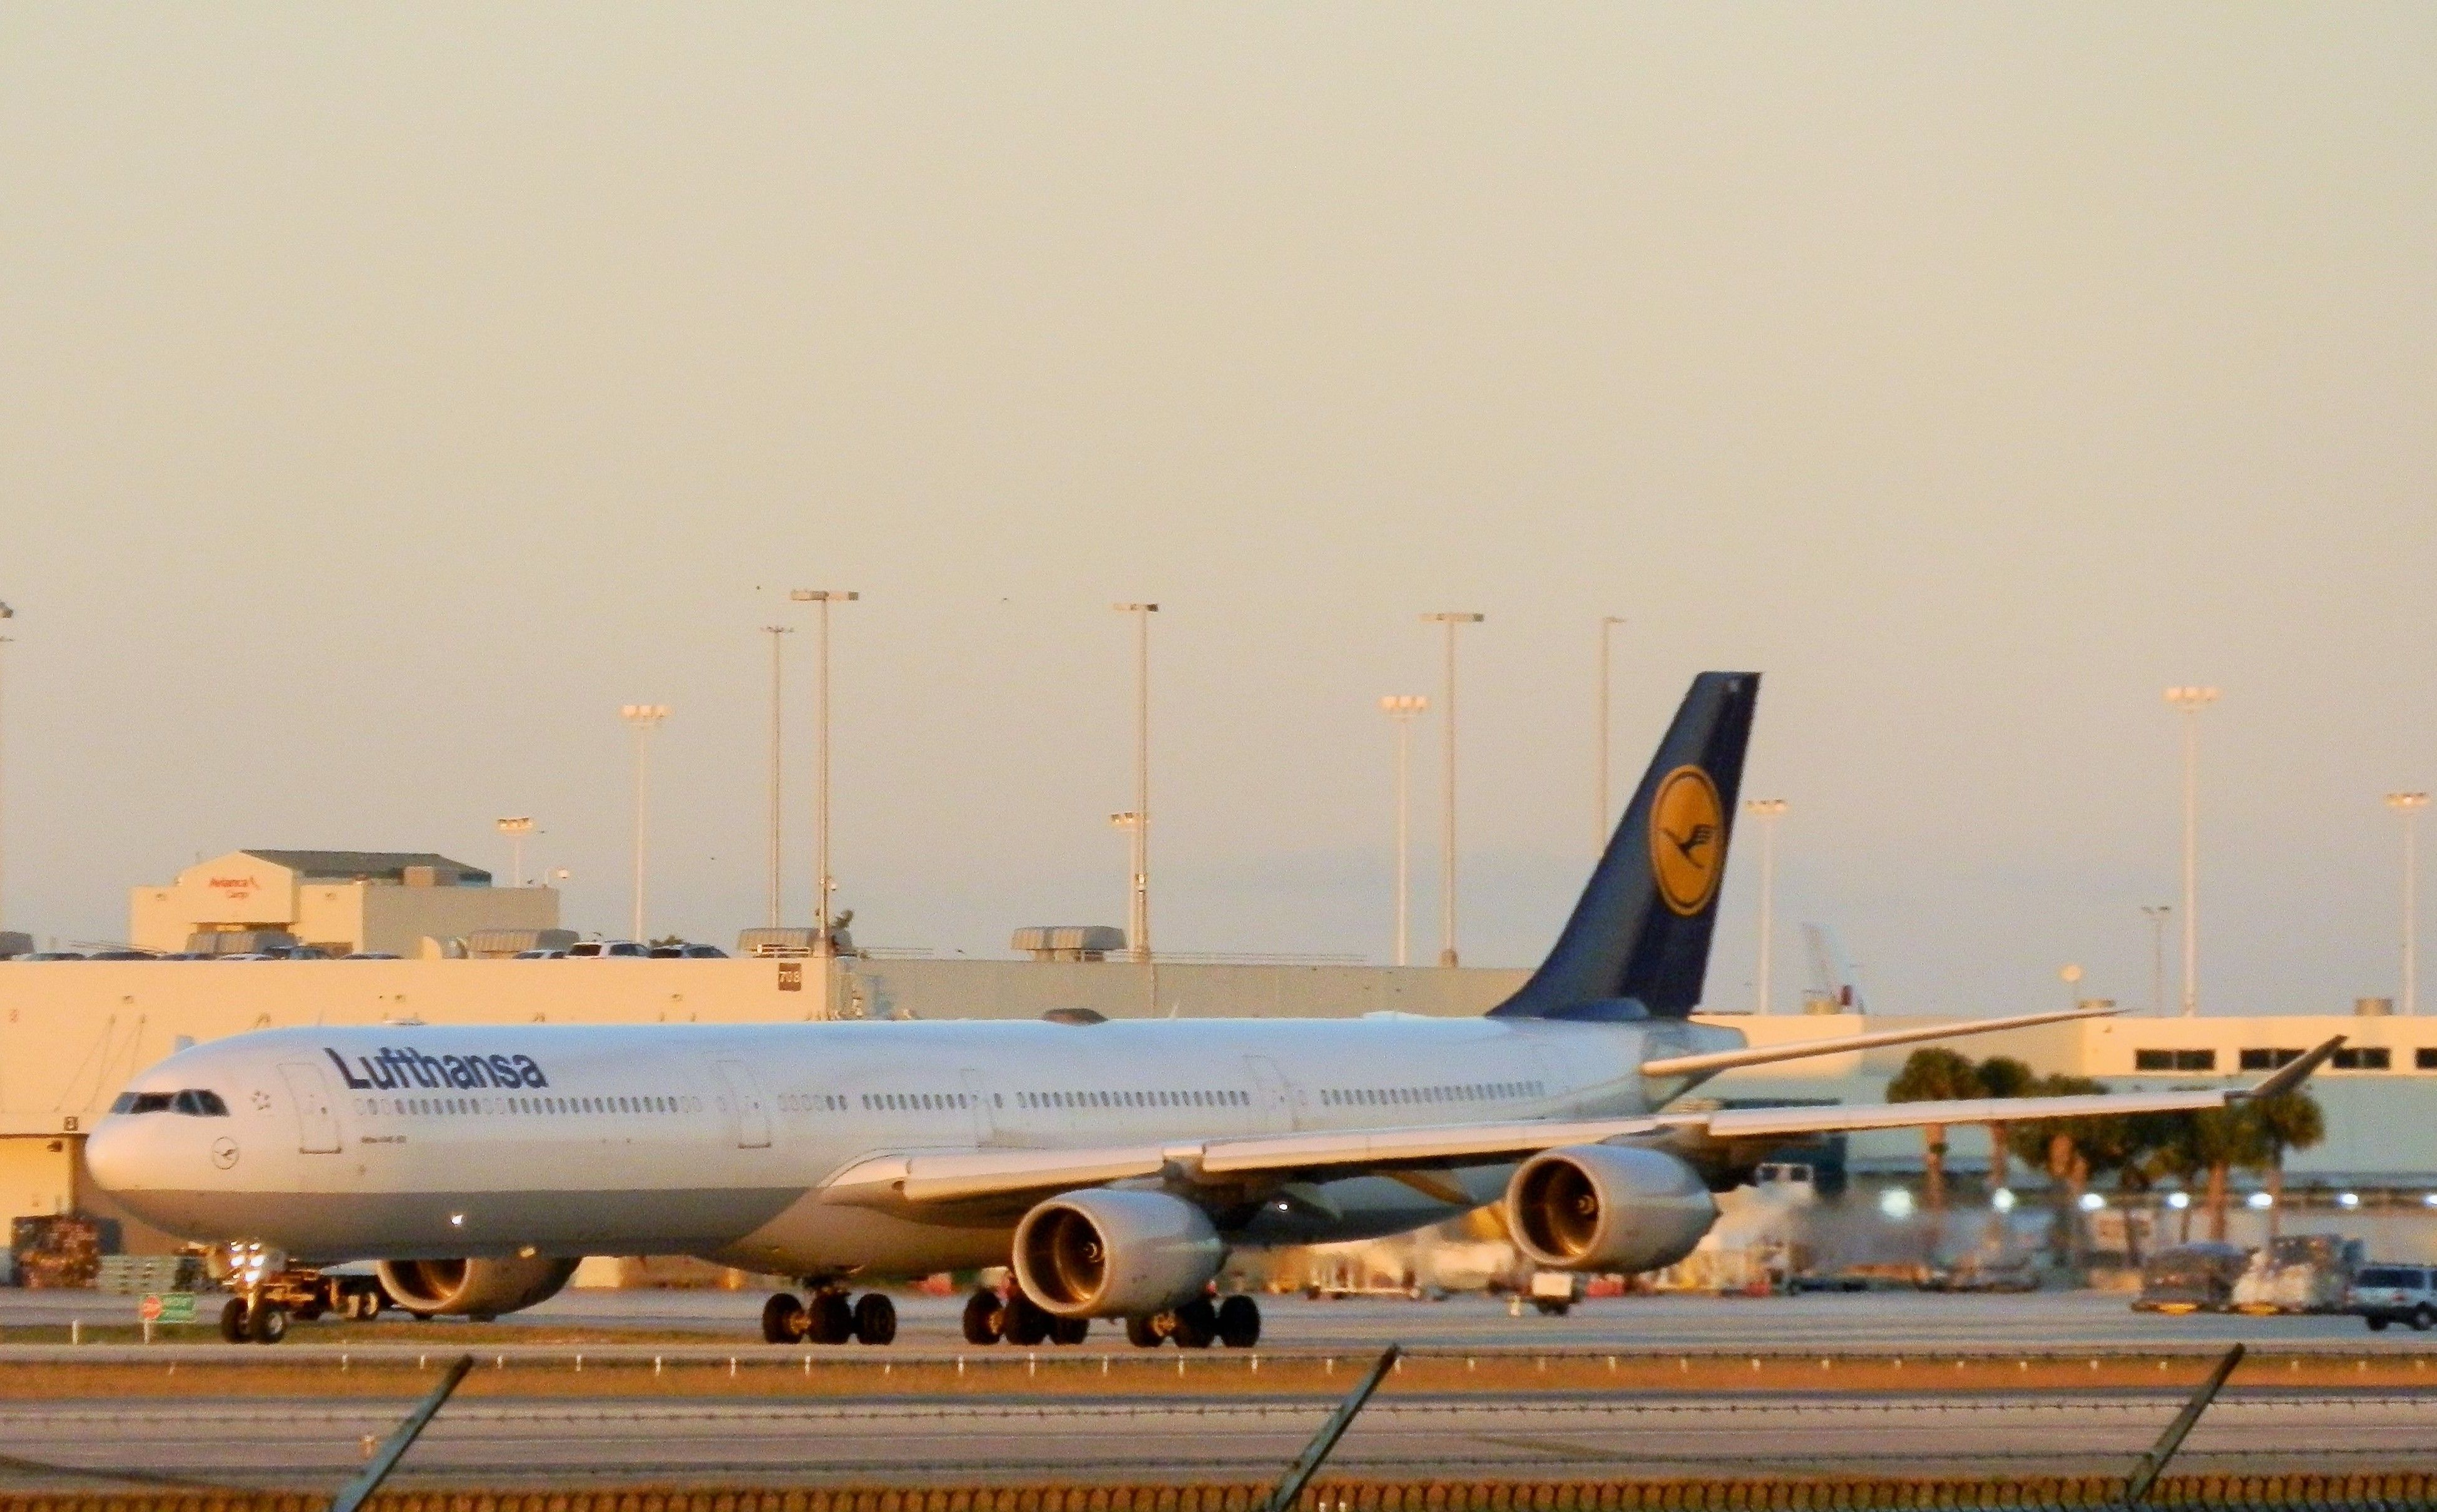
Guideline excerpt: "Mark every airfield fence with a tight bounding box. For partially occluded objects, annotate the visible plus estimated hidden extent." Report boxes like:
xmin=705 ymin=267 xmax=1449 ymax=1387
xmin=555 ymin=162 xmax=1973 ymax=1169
xmin=10 ymin=1475 xmax=2437 ymax=1512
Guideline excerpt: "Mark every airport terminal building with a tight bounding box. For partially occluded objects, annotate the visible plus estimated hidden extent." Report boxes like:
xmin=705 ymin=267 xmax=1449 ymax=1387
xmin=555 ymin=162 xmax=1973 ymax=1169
xmin=126 ymin=849 xmax=559 ymax=958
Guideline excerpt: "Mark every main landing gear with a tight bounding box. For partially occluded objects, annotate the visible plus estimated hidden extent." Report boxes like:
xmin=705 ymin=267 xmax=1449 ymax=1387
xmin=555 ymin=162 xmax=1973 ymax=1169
xmin=961 ymin=1285 xmax=1088 ymax=1346
xmin=762 ymin=1286 xmax=896 ymax=1346
xmin=1122 ymin=1294 xmax=1260 ymax=1349
xmin=218 ymin=1295 xmax=291 ymax=1344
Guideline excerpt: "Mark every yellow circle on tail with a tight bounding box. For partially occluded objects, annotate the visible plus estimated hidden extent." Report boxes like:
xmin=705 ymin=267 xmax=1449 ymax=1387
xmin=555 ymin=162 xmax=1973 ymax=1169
xmin=1648 ymin=766 xmax=1725 ymax=916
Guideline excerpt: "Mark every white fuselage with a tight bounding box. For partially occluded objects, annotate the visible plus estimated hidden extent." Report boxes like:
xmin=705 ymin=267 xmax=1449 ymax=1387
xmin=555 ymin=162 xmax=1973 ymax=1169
xmin=86 ymin=1013 xmax=1738 ymax=1278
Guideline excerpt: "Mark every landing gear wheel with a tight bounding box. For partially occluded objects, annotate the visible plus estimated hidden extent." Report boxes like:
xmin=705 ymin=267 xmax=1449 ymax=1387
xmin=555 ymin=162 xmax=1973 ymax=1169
xmin=1216 ymin=1295 xmax=1261 ymax=1349
xmin=762 ymin=1292 xmax=808 ymax=1344
xmin=808 ymin=1290 xmax=854 ymax=1345
xmin=1171 ymin=1297 xmax=1217 ymax=1349
xmin=1125 ymin=1315 xmax=1164 ymax=1349
xmin=1050 ymin=1315 xmax=1090 ymax=1346
xmin=1003 ymin=1292 xmax=1053 ymax=1346
xmin=961 ymin=1290 xmax=1004 ymax=1345
xmin=852 ymin=1293 xmax=897 ymax=1346
xmin=245 ymin=1302 xmax=289 ymax=1344
xmin=219 ymin=1297 xmax=248 ymax=1343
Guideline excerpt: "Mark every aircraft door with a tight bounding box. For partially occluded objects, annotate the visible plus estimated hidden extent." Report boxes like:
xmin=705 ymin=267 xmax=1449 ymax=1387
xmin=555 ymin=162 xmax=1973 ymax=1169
xmin=713 ymin=1060 xmax=773 ymax=1149
xmin=960 ymin=1068 xmax=999 ymax=1145
xmin=1244 ymin=1055 xmax=1299 ymax=1133
xmin=275 ymin=1062 xmax=342 ymax=1154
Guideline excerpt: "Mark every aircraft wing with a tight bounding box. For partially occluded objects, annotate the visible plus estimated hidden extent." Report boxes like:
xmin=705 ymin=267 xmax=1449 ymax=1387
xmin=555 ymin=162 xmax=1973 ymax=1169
xmin=822 ymin=1035 xmax=2342 ymax=1211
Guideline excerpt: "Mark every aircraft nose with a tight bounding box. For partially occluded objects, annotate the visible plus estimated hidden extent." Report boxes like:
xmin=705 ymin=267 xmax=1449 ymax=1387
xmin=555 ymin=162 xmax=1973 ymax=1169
xmin=84 ymin=1117 xmax=148 ymax=1195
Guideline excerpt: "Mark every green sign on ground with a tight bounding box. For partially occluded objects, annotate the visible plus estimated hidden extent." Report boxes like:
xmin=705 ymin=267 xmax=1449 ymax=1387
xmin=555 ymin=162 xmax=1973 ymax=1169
xmin=140 ymin=1292 xmax=198 ymax=1324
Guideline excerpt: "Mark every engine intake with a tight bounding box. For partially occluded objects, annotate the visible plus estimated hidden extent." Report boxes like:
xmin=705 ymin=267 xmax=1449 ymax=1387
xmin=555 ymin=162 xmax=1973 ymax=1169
xmin=376 ymin=1256 xmax=580 ymax=1317
xmin=1506 ymin=1145 xmax=1717 ymax=1273
xmin=1011 ymin=1189 xmax=1224 ymax=1318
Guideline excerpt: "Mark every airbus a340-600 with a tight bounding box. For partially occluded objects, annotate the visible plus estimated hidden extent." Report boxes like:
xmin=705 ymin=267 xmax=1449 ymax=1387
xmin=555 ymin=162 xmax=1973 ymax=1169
xmin=86 ymin=673 xmax=2336 ymax=1346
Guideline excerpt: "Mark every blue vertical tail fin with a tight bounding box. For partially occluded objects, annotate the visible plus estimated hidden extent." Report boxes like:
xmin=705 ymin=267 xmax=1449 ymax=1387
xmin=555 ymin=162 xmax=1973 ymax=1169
xmin=1490 ymin=671 xmax=1760 ymax=1021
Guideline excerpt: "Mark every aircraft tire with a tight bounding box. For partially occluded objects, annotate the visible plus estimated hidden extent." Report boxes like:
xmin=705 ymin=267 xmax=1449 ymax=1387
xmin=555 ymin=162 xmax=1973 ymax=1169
xmin=961 ymin=1290 xmax=1004 ymax=1345
xmin=809 ymin=1290 xmax=855 ymax=1345
xmin=1171 ymin=1297 xmax=1217 ymax=1349
xmin=1125 ymin=1315 xmax=1163 ymax=1349
xmin=853 ymin=1293 xmax=897 ymax=1346
xmin=247 ymin=1302 xmax=289 ymax=1344
xmin=1216 ymin=1295 xmax=1260 ymax=1349
xmin=762 ymin=1292 xmax=807 ymax=1344
xmin=218 ymin=1298 xmax=248 ymax=1343
xmin=1003 ymin=1293 xmax=1053 ymax=1346
xmin=1050 ymin=1315 xmax=1089 ymax=1346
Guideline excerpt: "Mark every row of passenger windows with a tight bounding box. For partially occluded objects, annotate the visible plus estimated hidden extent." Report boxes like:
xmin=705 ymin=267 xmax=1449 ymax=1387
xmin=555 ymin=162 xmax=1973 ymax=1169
xmin=779 ymin=1094 xmax=849 ymax=1111
xmin=1018 ymin=1088 xmax=1249 ymax=1110
xmin=1322 ymin=1080 xmax=1543 ymax=1108
xmin=353 ymin=1094 xmax=702 ymax=1118
xmin=2135 ymin=1048 xmax=2433 ymax=1073
xmin=861 ymin=1091 xmax=983 ymax=1111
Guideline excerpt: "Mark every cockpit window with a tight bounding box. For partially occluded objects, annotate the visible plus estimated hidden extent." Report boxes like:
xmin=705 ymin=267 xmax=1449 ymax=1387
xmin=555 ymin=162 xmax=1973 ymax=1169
xmin=110 ymin=1090 xmax=227 ymax=1116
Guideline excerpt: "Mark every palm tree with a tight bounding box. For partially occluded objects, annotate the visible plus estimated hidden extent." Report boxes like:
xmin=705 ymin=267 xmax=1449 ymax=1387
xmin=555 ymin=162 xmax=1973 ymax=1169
xmin=1888 ymin=1048 xmax=1983 ymax=1217
xmin=1975 ymin=1055 xmax=2036 ymax=1192
xmin=2247 ymin=1090 xmax=2326 ymax=1242
xmin=2177 ymin=1105 xmax=2267 ymax=1244
xmin=2008 ymin=1075 xmax=2108 ymax=1270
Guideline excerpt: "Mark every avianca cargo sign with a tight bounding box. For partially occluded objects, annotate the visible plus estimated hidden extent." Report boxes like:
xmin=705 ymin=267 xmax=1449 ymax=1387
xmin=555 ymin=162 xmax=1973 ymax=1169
xmin=325 ymin=1046 xmax=549 ymax=1091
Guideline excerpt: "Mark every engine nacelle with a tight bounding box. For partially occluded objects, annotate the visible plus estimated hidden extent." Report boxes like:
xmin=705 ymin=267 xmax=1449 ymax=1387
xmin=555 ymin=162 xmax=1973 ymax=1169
xmin=1011 ymin=1189 xmax=1225 ymax=1319
xmin=1506 ymin=1145 xmax=1718 ymax=1273
xmin=376 ymin=1256 xmax=580 ymax=1318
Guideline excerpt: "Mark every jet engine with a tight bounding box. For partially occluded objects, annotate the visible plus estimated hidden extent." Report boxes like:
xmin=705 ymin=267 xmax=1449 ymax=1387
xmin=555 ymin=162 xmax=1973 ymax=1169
xmin=376 ymin=1256 xmax=580 ymax=1318
xmin=1011 ymin=1189 xmax=1225 ymax=1318
xmin=1505 ymin=1145 xmax=1718 ymax=1273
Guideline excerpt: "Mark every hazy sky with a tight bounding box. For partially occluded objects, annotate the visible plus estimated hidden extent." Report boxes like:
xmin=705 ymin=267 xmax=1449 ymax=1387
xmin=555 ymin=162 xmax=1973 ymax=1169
xmin=3 ymin=6 xmax=2432 ymax=1018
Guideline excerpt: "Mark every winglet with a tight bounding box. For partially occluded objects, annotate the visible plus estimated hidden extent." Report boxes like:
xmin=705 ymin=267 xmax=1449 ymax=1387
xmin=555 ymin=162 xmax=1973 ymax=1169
xmin=2237 ymin=1035 xmax=2345 ymax=1100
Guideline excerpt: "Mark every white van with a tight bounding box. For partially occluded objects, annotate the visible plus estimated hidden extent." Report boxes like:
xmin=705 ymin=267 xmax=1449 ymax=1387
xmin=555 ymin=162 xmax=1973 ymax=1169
xmin=2348 ymin=1265 xmax=2436 ymax=1331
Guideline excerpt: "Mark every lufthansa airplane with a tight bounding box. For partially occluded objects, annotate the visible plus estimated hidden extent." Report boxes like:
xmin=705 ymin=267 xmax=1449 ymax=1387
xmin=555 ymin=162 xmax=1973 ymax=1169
xmin=87 ymin=673 xmax=2337 ymax=1347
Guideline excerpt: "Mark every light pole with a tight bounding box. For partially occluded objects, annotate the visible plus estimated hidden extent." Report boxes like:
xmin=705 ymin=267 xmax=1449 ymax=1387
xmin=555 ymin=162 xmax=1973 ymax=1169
xmin=760 ymin=624 xmax=793 ymax=929
xmin=1421 ymin=612 xmax=1484 ymax=967
xmin=790 ymin=591 xmax=857 ymax=953
xmin=2164 ymin=686 xmax=2219 ymax=1016
xmin=1112 ymin=604 xmax=1158 ymax=961
xmin=2060 ymin=962 xmax=2084 ymax=1011
xmin=1596 ymin=616 xmax=1626 ymax=855
xmin=2141 ymin=905 xmax=2171 ymax=1016
xmin=494 ymin=817 xmax=534 ymax=889
xmin=1745 ymin=798 xmax=1788 ymax=1013
xmin=620 ymin=704 xmax=668 ymax=941
xmin=1379 ymin=695 xmax=1429 ymax=966
xmin=2389 ymin=792 xmax=2429 ymax=1016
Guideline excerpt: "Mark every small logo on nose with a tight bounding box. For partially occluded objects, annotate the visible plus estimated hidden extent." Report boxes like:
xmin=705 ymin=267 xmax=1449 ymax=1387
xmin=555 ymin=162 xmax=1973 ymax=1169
xmin=211 ymin=1137 xmax=239 ymax=1170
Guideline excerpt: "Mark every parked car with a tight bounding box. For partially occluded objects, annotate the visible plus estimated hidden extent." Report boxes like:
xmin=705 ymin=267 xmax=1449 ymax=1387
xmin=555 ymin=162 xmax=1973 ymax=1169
xmin=86 ymin=950 xmax=160 ymax=961
xmin=566 ymin=940 xmax=649 ymax=958
xmin=511 ymin=948 xmax=569 ymax=959
xmin=2349 ymin=1265 xmax=2437 ymax=1332
xmin=340 ymin=952 xmax=402 ymax=960
xmin=15 ymin=952 xmax=86 ymax=961
xmin=648 ymin=942 xmax=728 ymax=958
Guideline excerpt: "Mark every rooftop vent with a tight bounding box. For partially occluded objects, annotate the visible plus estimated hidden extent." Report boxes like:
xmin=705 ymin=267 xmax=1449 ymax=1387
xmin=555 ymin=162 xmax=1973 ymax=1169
xmin=1012 ymin=926 xmax=1127 ymax=963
